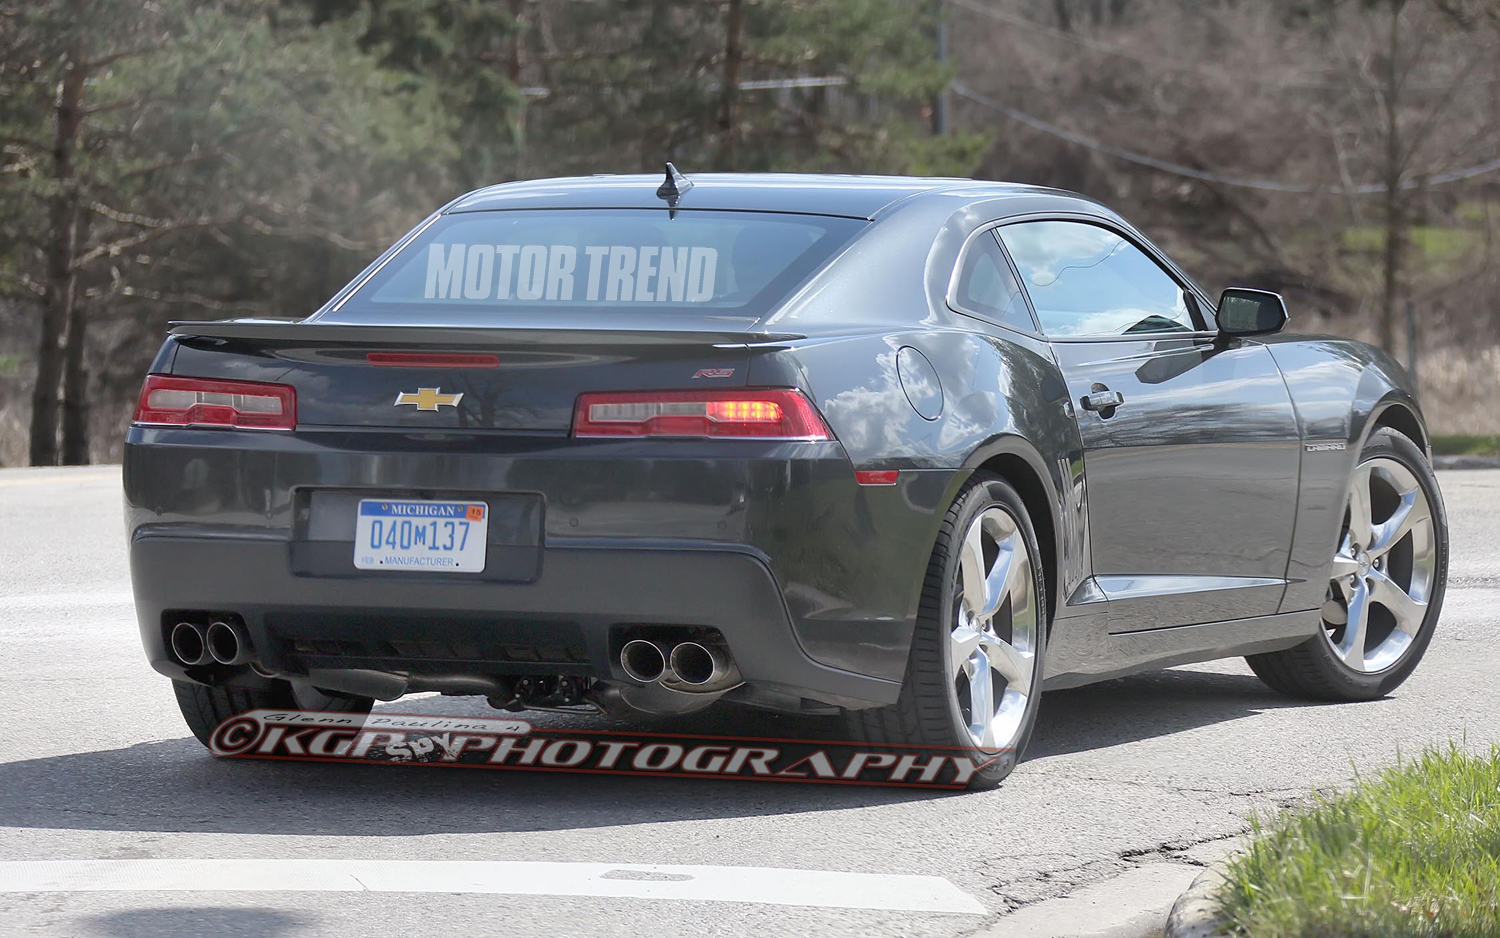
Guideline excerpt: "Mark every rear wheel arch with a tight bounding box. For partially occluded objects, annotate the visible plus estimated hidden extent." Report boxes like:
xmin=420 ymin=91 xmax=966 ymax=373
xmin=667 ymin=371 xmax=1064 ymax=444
xmin=843 ymin=468 xmax=1048 ymax=788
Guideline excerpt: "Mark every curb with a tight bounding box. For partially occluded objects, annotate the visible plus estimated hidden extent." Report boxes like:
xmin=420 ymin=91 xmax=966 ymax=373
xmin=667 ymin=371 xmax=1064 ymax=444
xmin=1433 ymin=455 xmax=1500 ymax=470
xmin=1162 ymin=863 xmax=1228 ymax=938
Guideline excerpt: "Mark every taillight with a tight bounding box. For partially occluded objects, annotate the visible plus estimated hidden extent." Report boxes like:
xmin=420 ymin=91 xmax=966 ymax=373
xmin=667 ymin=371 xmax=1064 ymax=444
xmin=132 ymin=375 xmax=296 ymax=430
xmin=573 ymin=389 xmax=832 ymax=440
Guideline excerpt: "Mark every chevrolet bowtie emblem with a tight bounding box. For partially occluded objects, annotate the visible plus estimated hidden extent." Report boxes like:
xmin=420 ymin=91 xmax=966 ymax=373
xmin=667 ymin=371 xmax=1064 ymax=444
xmin=394 ymin=388 xmax=464 ymax=412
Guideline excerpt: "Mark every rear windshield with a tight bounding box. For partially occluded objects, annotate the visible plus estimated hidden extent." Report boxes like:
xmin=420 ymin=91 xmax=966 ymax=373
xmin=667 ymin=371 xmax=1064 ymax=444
xmin=333 ymin=209 xmax=864 ymax=320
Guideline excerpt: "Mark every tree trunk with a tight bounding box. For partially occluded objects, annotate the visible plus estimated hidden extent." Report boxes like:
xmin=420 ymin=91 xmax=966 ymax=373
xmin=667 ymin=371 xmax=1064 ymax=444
xmin=29 ymin=43 xmax=86 ymax=467
xmin=506 ymin=0 xmax=525 ymax=86
xmin=718 ymin=0 xmax=744 ymax=170
xmin=1380 ymin=173 xmax=1402 ymax=353
xmin=1053 ymin=0 xmax=1073 ymax=31
xmin=60 ymin=213 xmax=92 ymax=465
xmin=932 ymin=0 xmax=948 ymax=137
xmin=507 ymin=0 xmax=526 ymax=175
xmin=1378 ymin=0 xmax=1406 ymax=354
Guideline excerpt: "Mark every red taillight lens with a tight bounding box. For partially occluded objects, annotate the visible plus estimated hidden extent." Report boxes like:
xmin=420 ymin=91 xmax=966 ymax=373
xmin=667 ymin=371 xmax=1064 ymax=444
xmin=573 ymin=389 xmax=832 ymax=440
xmin=132 ymin=375 xmax=296 ymax=430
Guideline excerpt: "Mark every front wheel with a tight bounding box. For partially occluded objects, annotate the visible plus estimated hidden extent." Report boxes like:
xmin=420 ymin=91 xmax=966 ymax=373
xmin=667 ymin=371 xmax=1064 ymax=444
xmin=1248 ymin=426 xmax=1448 ymax=701
xmin=843 ymin=472 xmax=1047 ymax=790
xmin=174 ymin=679 xmax=375 ymax=748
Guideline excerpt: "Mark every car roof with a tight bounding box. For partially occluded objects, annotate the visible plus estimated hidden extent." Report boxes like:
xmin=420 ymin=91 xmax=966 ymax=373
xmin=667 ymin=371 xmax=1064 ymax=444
xmin=447 ymin=172 xmax=1105 ymax=221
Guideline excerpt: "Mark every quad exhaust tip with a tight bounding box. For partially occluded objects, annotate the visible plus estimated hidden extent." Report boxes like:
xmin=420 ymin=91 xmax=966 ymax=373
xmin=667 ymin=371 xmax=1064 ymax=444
xmin=620 ymin=639 xmax=668 ymax=683
xmin=620 ymin=638 xmax=733 ymax=687
xmin=169 ymin=621 xmax=211 ymax=667
xmin=668 ymin=641 xmax=729 ymax=686
xmin=206 ymin=619 xmax=254 ymax=666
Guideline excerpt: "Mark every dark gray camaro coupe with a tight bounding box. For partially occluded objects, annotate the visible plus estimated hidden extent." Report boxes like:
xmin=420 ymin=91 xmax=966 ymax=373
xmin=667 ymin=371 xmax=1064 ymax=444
xmin=126 ymin=168 xmax=1448 ymax=788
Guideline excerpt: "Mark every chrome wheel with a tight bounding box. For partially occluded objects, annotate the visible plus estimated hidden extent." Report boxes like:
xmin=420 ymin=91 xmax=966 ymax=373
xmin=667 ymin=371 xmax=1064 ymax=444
xmin=950 ymin=506 xmax=1039 ymax=749
xmin=1323 ymin=456 xmax=1438 ymax=673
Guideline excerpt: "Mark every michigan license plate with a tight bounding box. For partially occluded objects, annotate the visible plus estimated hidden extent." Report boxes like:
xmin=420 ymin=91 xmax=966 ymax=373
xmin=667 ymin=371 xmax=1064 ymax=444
xmin=354 ymin=499 xmax=488 ymax=573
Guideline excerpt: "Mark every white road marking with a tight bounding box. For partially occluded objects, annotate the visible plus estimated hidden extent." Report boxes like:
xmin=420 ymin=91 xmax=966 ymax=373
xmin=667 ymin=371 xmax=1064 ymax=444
xmin=0 ymin=859 xmax=986 ymax=914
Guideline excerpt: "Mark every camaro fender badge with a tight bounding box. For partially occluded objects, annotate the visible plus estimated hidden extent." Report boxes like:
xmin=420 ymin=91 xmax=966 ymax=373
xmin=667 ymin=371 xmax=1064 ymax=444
xmin=1304 ymin=441 xmax=1347 ymax=452
xmin=394 ymin=388 xmax=464 ymax=411
xmin=693 ymin=367 xmax=735 ymax=379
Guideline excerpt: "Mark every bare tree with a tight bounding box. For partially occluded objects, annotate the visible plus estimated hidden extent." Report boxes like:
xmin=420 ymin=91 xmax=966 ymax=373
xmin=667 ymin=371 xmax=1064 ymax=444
xmin=949 ymin=0 xmax=1500 ymax=361
xmin=1329 ymin=0 xmax=1499 ymax=352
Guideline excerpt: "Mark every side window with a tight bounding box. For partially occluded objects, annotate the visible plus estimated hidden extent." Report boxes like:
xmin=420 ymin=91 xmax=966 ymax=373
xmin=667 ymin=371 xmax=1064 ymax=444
xmin=952 ymin=232 xmax=1036 ymax=332
xmin=996 ymin=221 xmax=1197 ymax=337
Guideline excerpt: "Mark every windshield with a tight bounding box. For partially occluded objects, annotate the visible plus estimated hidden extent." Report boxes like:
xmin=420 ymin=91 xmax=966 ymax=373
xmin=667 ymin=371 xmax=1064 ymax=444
xmin=332 ymin=208 xmax=864 ymax=322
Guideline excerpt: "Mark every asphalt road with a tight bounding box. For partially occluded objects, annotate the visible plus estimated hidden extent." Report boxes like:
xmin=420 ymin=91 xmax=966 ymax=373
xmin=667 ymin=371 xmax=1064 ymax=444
xmin=3 ymin=465 xmax=1498 ymax=938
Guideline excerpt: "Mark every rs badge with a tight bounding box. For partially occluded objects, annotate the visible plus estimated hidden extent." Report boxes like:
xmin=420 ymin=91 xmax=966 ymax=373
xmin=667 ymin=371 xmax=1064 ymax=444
xmin=394 ymin=388 xmax=464 ymax=411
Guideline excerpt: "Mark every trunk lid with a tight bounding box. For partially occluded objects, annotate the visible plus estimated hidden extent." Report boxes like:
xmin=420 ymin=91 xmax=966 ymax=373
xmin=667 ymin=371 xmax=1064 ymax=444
xmin=166 ymin=320 xmax=790 ymax=432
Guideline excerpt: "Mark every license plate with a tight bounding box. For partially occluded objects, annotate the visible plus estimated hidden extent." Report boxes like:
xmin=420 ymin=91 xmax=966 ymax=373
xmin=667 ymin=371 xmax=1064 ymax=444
xmin=354 ymin=499 xmax=488 ymax=573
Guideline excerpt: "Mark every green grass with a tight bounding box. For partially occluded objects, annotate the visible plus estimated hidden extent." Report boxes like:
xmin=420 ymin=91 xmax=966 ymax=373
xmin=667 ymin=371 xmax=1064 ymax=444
xmin=1456 ymin=202 xmax=1491 ymax=225
xmin=1430 ymin=434 xmax=1500 ymax=457
xmin=1341 ymin=226 xmax=1480 ymax=258
xmin=1217 ymin=745 xmax=1500 ymax=938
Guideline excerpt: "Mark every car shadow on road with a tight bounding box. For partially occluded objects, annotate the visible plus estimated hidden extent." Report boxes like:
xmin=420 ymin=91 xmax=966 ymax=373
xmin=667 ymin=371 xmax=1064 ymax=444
xmin=79 ymin=908 xmax=311 ymax=938
xmin=1029 ymin=665 xmax=1326 ymax=760
xmin=0 ymin=666 xmax=1335 ymax=836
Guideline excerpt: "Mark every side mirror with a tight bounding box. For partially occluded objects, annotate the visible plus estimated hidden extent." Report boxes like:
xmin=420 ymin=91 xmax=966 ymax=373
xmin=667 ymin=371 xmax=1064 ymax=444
xmin=1217 ymin=288 xmax=1288 ymax=337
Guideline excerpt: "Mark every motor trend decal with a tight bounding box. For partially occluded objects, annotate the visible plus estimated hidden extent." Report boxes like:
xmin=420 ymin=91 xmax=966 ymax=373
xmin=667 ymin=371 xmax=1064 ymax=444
xmin=424 ymin=244 xmax=719 ymax=302
xmin=209 ymin=709 xmax=1006 ymax=789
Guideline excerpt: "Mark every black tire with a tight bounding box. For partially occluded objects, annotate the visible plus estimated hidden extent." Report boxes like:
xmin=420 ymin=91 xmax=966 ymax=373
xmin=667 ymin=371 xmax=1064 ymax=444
xmin=174 ymin=679 xmax=375 ymax=748
xmin=1247 ymin=427 xmax=1448 ymax=701
xmin=842 ymin=472 xmax=1047 ymax=790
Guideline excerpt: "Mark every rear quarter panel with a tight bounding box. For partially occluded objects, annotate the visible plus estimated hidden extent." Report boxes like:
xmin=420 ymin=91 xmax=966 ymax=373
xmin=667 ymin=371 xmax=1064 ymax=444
xmin=746 ymin=195 xmax=1088 ymax=669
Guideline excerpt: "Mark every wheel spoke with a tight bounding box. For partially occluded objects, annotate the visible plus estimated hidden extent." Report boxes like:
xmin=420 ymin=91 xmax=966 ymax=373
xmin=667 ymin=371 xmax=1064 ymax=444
xmin=1369 ymin=569 xmax=1426 ymax=636
xmin=975 ymin=541 xmax=1017 ymax=622
xmin=950 ymin=622 xmax=983 ymax=677
xmin=1347 ymin=465 xmax=1374 ymax=548
xmin=958 ymin=522 xmax=988 ymax=617
xmin=1335 ymin=579 xmax=1371 ymax=670
xmin=967 ymin=651 xmax=996 ymax=747
xmin=1369 ymin=489 xmax=1429 ymax=559
xmin=982 ymin=634 xmax=1032 ymax=689
xmin=1001 ymin=534 xmax=1032 ymax=607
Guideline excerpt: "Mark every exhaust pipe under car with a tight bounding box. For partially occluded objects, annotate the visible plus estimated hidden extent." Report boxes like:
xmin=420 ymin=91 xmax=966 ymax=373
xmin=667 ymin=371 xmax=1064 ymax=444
xmin=668 ymin=641 xmax=731 ymax=687
xmin=206 ymin=619 xmax=254 ymax=666
xmin=169 ymin=621 xmax=211 ymax=667
xmin=620 ymin=639 xmax=668 ymax=683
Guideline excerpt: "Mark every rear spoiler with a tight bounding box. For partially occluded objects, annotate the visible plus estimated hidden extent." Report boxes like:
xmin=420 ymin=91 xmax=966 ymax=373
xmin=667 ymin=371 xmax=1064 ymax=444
xmin=167 ymin=319 xmax=806 ymax=347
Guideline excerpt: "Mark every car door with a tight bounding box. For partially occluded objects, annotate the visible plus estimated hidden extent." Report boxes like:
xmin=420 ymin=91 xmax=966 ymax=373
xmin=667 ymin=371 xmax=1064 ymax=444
xmin=996 ymin=219 xmax=1302 ymax=632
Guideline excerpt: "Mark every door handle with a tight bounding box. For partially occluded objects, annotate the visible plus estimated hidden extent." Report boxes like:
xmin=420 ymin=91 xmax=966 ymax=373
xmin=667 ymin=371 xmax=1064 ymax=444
xmin=1080 ymin=387 xmax=1124 ymax=414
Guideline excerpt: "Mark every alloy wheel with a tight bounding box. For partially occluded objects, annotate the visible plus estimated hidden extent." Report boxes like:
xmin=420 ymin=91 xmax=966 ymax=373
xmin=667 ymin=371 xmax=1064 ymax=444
xmin=1323 ymin=456 xmax=1438 ymax=673
xmin=949 ymin=506 xmax=1039 ymax=749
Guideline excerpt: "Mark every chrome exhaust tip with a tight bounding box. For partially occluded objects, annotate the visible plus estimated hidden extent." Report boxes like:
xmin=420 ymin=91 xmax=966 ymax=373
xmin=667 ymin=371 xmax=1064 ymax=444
xmin=668 ymin=641 xmax=729 ymax=687
xmin=620 ymin=639 xmax=668 ymax=683
xmin=206 ymin=619 xmax=253 ymax=666
xmin=169 ymin=621 xmax=211 ymax=667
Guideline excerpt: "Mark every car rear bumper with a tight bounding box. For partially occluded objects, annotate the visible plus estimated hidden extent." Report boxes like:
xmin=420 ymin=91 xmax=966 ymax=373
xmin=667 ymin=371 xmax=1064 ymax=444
xmin=130 ymin=533 xmax=899 ymax=708
xmin=124 ymin=426 xmax=954 ymax=708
